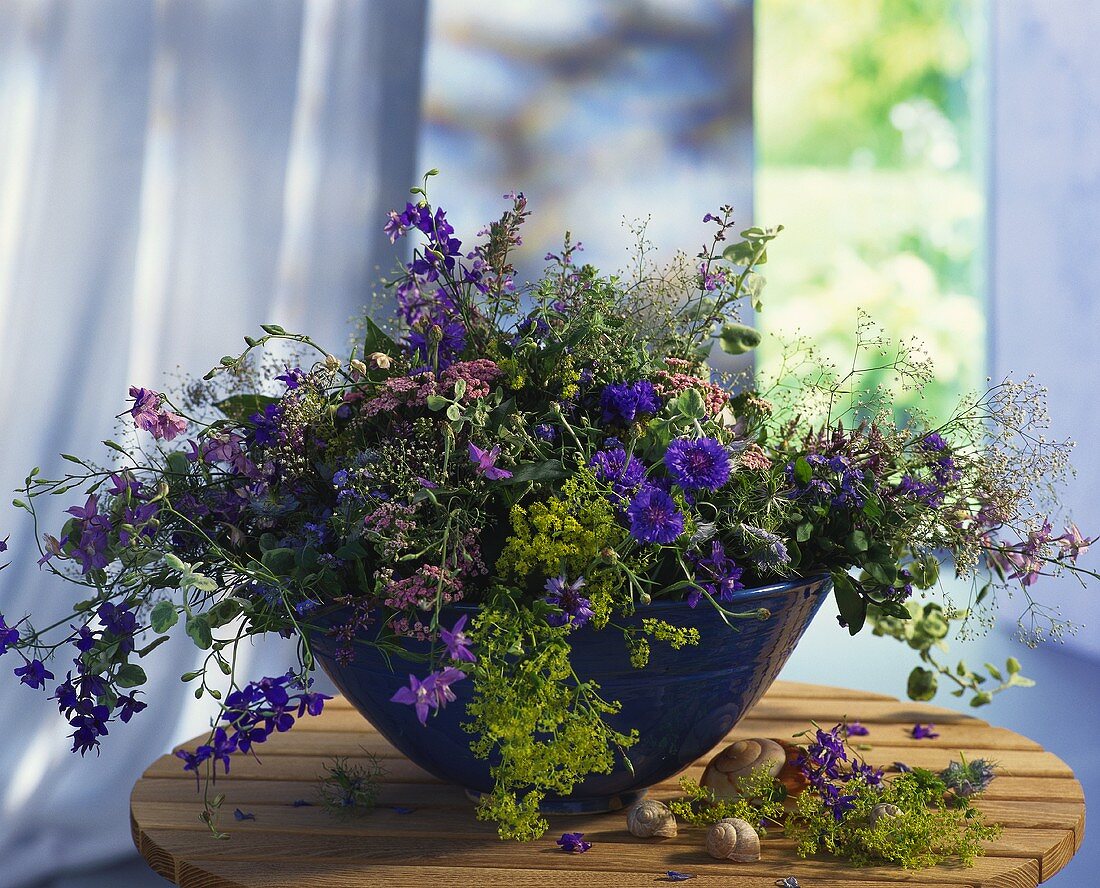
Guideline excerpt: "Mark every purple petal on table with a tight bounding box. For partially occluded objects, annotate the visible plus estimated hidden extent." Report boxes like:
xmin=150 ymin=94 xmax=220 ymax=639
xmin=233 ymin=808 xmax=256 ymax=821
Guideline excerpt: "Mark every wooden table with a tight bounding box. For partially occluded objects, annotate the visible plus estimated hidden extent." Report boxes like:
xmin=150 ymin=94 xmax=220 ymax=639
xmin=131 ymin=681 xmax=1085 ymax=887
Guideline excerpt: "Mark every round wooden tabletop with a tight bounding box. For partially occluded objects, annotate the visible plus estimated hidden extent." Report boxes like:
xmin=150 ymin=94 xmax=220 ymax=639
xmin=131 ymin=680 xmax=1085 ymax=887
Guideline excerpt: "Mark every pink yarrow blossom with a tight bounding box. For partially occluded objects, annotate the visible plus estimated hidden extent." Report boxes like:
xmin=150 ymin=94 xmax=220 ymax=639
xmin=469 ymin=443 xmax=512 ymax=480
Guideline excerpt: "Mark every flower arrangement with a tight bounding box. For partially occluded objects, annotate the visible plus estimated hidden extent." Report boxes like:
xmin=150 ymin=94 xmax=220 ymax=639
xmin=0 ymin=172 xmax=1093 ymax=844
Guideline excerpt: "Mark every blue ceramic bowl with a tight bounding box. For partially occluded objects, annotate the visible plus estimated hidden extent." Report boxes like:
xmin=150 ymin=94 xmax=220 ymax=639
xmin=309 ymin=574 xmax=832 ymax=813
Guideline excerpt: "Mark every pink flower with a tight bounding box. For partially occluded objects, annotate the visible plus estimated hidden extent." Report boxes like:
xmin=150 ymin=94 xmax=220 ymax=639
xmin=1054 ymin=522 xmax=1093 ymax=561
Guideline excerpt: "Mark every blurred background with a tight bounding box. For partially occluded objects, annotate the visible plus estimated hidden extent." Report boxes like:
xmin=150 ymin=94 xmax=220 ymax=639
xmin=0 ymin=0 xmax=1096 ymax=885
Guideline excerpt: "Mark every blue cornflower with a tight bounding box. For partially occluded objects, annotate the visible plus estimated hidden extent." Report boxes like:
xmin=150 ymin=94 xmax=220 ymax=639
xmin=626 ymin=485 xmax=685 ymax=545
xmin=14 ymin=658 xmax=54 ymax=690
xmin=664 ymin=437 xmax=731 ymax=492
xmin=544 ymin=575 xmax=594 ymax=629
xmin=589 ymin=447 xmax=646 ymax=506
xmin=600 ymin=381 xmax=661 ymax=426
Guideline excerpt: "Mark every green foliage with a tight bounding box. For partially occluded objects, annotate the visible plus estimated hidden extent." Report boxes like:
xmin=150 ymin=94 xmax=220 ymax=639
xmin=464 ymin=594 xmax=637 ymax=840
xmin=669 ymin=769 xmax=787 ymax=831
xmin=870 ymin=602 xmax=1036 ymax=707
xmin=787 ymin=769 xmax=1000 ymax=869
xmin=317 ymin=754 xmax=386 ymax=816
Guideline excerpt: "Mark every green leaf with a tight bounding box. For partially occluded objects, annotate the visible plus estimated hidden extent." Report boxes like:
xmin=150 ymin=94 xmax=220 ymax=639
xmin=718 ymin=323 xmax=762 ymax=355
xmin=793 ymin=456 xmax=813 ymax=484
xmin=722 ymin=239 xmax=763 ymax=265
xmin=970 ymin=691 xmax=994 ymax=707
xmin=671 ymin=388 xmax=706 ymax=420
xmin=498 ymin=460 xmax=568 ymax=486
xmin=215 ymin=393 xmax=279 ymax=424
xmin=984 ymin=662 xmax=1004 ymax=682
xmin=452 ymin=378 xmax=467 ymax=400
xmin=1006 ymin=656 xmax=1021 ymax=675
xmin=907 ymin=666 xmax=938 ymax=702
xmin=166 ymin=450 xmax=191 ymax=476
xmin=261 ymin=547 xmax=296 ymax=575
xmin=362 ymin=316 xmax=399 ymax=356
xmin=847 ymin=530 xmax=869 ymax=553
xmin=796 ymin=521 xmax=813 ymax=543
xmin=832 ymin=572 xmax=866 ymax=635
xmin=185 ymin=616 xmax=213 ymax=650
xmin=116 ymin=663 xmax=148 ymax=688
xmin=206 ymin=599 xmax=242 ymax=629
xmin=150 ymin=601 xmax=179 ymax=633
xmin=1008 ymin=673 xmax=1036 ymax=688
xmin=445 ymin=403 xmax=463 ymax=422
xmin=425 ymin=394 xmax=450 ymax=411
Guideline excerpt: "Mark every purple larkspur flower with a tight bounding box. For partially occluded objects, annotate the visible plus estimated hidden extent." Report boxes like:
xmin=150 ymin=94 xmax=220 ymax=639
xmin=0 ymin=614 xmax=18 ymax=656
xmin=600 ymin=380 xmax=660 ymax=426
xmin=407 ymin=316 xmax=467 ymax=370
xmin=1054 ymin=522 xmax=1093 ymax=561
xmin=544 ymin=574 xmax=594 ymax=629
xmin=116 ymin=692 xmax=148 ymax=723
xmin=921 ymin=432 xmax=949 ymax=452
xmin=128 ymin=386 xmax=161 ymax=432
xmin=426 ymin=666 xmax=466 ymax=710
xmin=14 ymin=658 xmax=54 ymax=690
xmin=664 ymin=437 xmax=731 ymax=492
xmin=846 ymin=721 xmax=869 ymax=737
xmin=276 ymin=366 xmax=306 ymax=389
xmin=686 ymin=541 xmax=744 ymax=606
xmin=556 ymin=832 xmax=591 ymax=853
xmin=911 ymin=722 xmax=939 ymax=740
xmin=534 ymin=423 xmax=557 ymax=442
xmin=468 ymin=443 xmax=512 ymax=480
xmin=392 ymin=674 xmax=435 ymax=725
xmin=626 ymin=485 xmax=684 ymax=545
xmin=440 ymin=614 xmax=476 ymax=662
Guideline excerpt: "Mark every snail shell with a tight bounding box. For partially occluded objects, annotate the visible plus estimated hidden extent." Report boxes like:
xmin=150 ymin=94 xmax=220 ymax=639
xmin=705 ymin=817 xmax=761 ymax=862
xmin=869 ymin=803 xmax=902 ymax=827
xmin=626 ymin=799 xmax=678 ymax=838
xmin=701 ymin=738 xmax=786 ymax=800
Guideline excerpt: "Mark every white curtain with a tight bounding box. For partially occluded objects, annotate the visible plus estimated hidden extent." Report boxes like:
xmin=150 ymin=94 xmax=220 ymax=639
xmin=0 ymin=1 xmax=425 ymax=884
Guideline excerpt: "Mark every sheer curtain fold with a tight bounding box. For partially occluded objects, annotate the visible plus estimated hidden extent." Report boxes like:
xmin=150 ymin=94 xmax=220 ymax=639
xmin=0 ymin=3 xmax=424 ymax=884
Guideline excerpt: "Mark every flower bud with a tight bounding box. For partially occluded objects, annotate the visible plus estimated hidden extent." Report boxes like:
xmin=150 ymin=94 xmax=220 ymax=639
xmin=349 ymin=359 xmax=367 ymax=375
xmin=325 ymin=354 xmax=341 ymax=371
xmin=428 ymin=324 xmax=444 ymax=345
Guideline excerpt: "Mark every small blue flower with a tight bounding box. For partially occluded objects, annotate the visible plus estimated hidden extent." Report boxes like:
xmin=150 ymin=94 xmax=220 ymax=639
xmin=664 ymin=436 xmax=731 ymax=492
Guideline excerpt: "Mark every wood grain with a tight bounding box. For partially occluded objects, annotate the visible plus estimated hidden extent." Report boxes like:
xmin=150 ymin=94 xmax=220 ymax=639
xmin=131 ymin=680 xmax=1085 ymax=887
